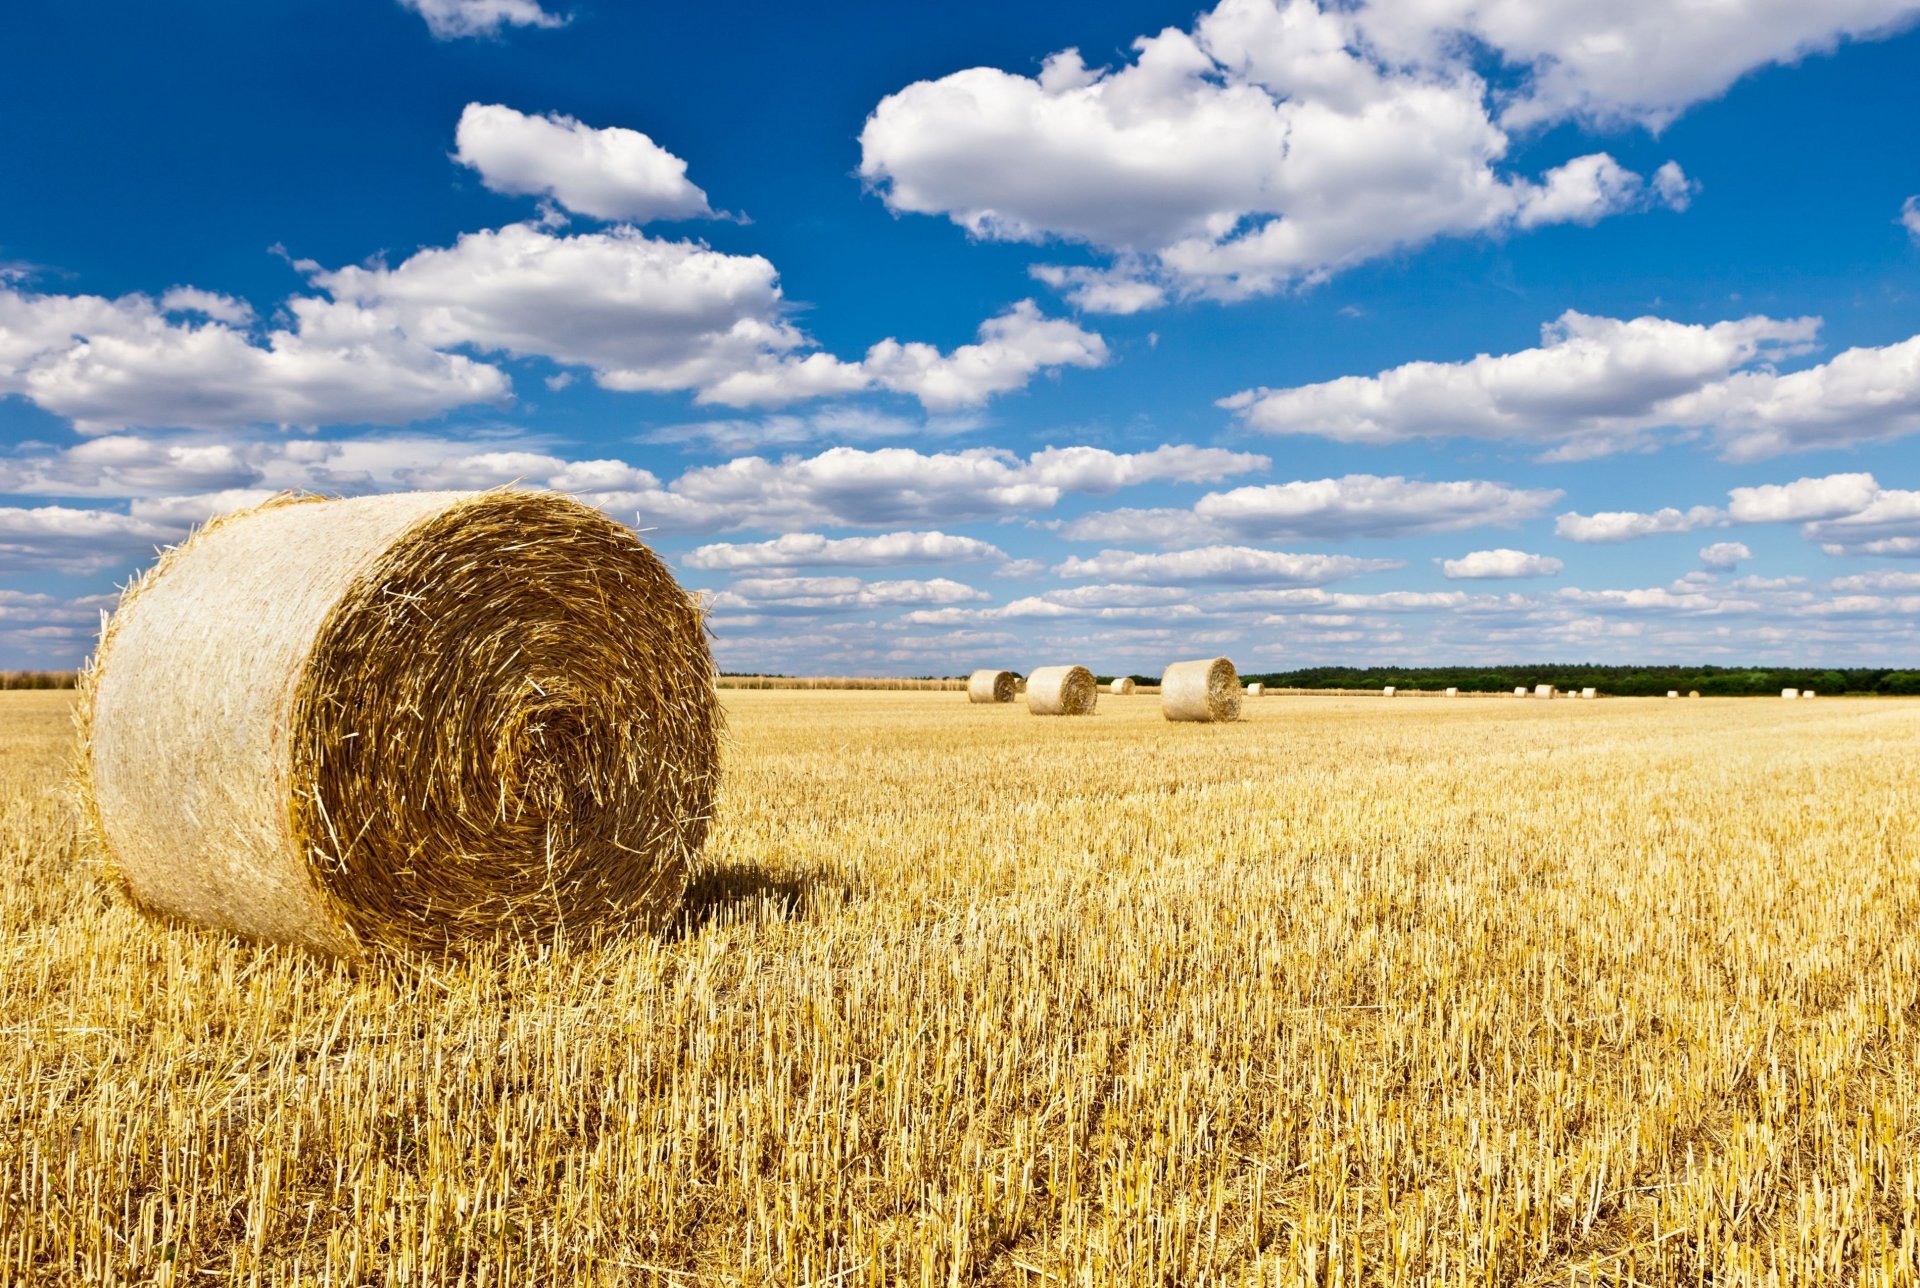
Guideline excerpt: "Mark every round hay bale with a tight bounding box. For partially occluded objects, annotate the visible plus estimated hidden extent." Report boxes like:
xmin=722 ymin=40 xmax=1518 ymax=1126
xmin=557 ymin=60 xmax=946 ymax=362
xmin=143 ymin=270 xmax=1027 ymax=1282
xmin=1690 ymin=691 xmax=1701 ymax=698
xmin=1444 ymin=687 xmax=1459 ymax=698
xmin=1382 ymin=686 xmax=1396 ymax=698
xmin=967 ymin=669 xmax=1018 ymax=703
xmin=1668 ymin=690 xmax=1680 ymax=699
xmin=1513 ymin=686 xmax=1527 ymax=697
xmin=78 ymin=490 xmax=720 ymax=958
xmin=1026 ymin=665 xmax=1097 ymax=715
xmin=1108 ymin=677 xmax=1136 ymax=695
xmin=1781 ymin=687 xmax=1801 ymax=700
xmin=1161 ymin=658 xmax=1241 ymax=723
xmin=1246 ymin=682 xmax=1264 ymax=697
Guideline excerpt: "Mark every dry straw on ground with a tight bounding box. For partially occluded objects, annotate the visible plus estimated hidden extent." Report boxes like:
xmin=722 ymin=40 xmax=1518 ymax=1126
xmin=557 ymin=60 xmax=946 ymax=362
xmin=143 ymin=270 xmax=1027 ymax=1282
xmin=78 ymin=490 xmax=720 ymax=958
xmin=1108 ymin=677 xmax=1136 ymax=695
xmin=1026 ymin=665 xmax=1097 ymax=716
xmin=1161 ymin=657 xmax=1241 ymax=723
xmin=966 ymin=669 xmax=1018 ymax=703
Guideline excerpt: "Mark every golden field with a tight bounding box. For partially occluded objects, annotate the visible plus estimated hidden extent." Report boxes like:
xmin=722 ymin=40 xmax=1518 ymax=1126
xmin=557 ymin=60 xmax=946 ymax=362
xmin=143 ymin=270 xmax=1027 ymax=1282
xmin=4 ymin=687 xmax=1920 ymax=1286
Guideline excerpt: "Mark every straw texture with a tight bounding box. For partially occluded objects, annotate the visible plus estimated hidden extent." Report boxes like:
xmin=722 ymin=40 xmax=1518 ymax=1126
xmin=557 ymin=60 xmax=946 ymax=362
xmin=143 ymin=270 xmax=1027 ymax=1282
xmin=967 ymin=669 xmax=1018 ymax=703
xmin=1026 ymin=665 xmax=1097 ymax=716
xmin=79 ymin=490 xmax=720 ymax=957
xmin=1161 ymin=658 xmax=1241 ymax=723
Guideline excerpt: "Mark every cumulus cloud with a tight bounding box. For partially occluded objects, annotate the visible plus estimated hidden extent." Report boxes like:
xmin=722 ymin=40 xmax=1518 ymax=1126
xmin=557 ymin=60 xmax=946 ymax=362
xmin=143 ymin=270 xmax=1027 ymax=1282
xmin=1053 ymin=545 xmax=1398 ymax=585
xmin=1904 ymin=196 xmax=1920 ymax=242
xmin=715 ymin=576 xmax=989 ymax=613
xmin=642 ymin=406 xmax=980 ymax=453
xmin=1351 ymin=0 xmax=1920 ymax=129
xmin=858 ymin=0 xmax=1705 ymax=309
xmin=317 ymin=230 xmax=1105 ymax=411
xmin=1058 ymin=473 xmax=1558 ymax=545
xmin=1440 ymin=548 xmax=1563 ymax=579
xmin=1555 ymin=506 xmax=1726 ymax=543
xmin=1725 ymin=472 xmax=1881 ymax=523
xmin=453 ymin=104 xmax=712 ymax=223
xmin=0 ymin=284 xmax=508 ymax=433
xmin=1699 ymin=541 xmax=1752 ymax=569
xmin=399 ymin=0 xmax=564 ymax=39
xmin=1222 ymin=310 xmax=1823 ymax=459
xmin=683 ymin=530 xmax=1008 ymax=571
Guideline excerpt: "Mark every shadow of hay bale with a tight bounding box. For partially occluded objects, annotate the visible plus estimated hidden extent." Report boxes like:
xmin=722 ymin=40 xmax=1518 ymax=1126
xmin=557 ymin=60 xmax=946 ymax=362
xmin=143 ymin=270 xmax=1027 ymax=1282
xmin=671 ymin=863 xmax=849 ymax=938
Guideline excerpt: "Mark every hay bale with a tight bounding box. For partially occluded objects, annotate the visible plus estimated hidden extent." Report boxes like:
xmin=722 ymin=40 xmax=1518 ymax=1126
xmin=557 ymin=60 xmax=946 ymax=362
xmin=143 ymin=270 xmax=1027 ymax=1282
xmin=1445 ymin=687 xmax=1459 ymax=698
xmin=1804 ymin=690 xmax=1817 ymax=699
xmin=1690 ymin=691 xmax=1701 ymax=698
xmin=1668 ymin=690 xmax=1680 ymax=699
xmin=1161 ymin=657 xmax=1241 ymax=722
xmin=967 ymin=669 xmax=1018 ymax=703
xmin=1782 ymin=687 xmax=1801 ymax=700
xmin=1382 ymin=686 xmax=1396 ymax=698
xmin=1027 ymin=665 xmax=1097 ymax=715
xmin=1513 ymin=687 xmax=1527 ymax=697
xmin=78 ymin=490 xmax=720 ymax=957
xmin=1580 ymin=687 xmax=1597 ymax=700
xmin=1108 ymin=677 xmax=1136 ymax=695
xmin=1246 ymin=682 xmax=1264 ymax=697
xmin=1534 ymin=685 xmax=1556 ymax=699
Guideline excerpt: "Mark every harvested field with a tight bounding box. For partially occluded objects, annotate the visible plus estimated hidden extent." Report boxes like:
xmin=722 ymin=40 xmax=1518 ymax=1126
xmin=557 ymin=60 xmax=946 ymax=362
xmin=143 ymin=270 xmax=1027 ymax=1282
xmin=5 ymin=689 xmax=1920 ymax=1285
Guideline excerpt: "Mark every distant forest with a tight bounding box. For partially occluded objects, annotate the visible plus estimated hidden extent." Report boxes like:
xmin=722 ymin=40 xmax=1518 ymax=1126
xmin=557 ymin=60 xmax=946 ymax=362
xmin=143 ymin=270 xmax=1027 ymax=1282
xmin=1224 ymin=666 xmax=1920 ymax=697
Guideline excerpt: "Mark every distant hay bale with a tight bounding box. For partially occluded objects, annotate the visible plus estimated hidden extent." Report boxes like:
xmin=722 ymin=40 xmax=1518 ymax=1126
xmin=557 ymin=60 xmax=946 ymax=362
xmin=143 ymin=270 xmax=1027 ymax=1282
xmin=1782 ymin=687 xmax=1801 ymax=700
xmin=78 ymin=490 xmax=720 ymax=958
xmin=1445 ymin=687 xmax=1459 ymax=698
xmin=1026 ymin=665 xmax=1097 ymax=716
xmin=1534 ymin=685 xmax=1556 ymax=699
xmin=1382 ymin=686 xmax=1397 ymax=698
xmin=967 ymin=669 xmax=1018 ymax=703
xmin=1580 ymin=687 xmax=1597 ymax=700
xmin=1513 ymin=687 xmax=1527 ymax=697
xmin=1690 ymin=691 xmax=1701 ymax=699
xmin=1161 ymin=658 xmax=1241 ymax=723
xmin=1246 ymin=682 xmax=1264 ymax=697
xmin=1804 ymin=690 xmax=1817 ymax=699
xmin=1668 ymin=690 xmax=1680 ymax=699
xmin=1108 ymin=677 xmax=1136 ymax=695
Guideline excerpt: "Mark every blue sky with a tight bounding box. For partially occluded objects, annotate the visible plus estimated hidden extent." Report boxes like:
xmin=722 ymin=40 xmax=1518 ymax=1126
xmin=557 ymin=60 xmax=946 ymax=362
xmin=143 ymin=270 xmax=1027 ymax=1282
xmin=3 ymin=0 xmax=1919 ymax=674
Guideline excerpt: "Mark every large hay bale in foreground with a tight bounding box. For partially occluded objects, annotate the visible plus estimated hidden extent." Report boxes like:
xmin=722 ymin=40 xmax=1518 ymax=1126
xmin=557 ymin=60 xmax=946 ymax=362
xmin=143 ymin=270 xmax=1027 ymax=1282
xmin=1108 ymin=677 xmax=1136 ymax=695
xmin=1027 ymin=665 xmax=1097 ymax=715
xmin=1161 ymin=658 xmax=1241 ymax=723
xmin=967 ymin=669 xmax=1018 ymax=703
xmin=79 ymin=490 xmax=720 ymax=958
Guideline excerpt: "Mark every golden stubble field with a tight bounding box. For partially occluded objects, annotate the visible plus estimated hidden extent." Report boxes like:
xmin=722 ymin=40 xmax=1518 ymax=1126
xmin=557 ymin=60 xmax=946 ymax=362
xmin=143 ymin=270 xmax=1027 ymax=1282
xmin=4 ymin=688 xmax=1920 ymax=1286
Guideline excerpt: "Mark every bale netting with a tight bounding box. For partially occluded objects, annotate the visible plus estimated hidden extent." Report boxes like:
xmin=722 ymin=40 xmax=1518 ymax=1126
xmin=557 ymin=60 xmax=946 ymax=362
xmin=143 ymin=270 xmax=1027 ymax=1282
xmin=967 ymin=669 xmax=1018 ymax=703
xmin=1161 ymin=657 xmax=1241 ymax=723
xmin=1109 ymin=677 xmax=1136 ymax=695
xmin=1027 ymin=665 xmax=1098 ymax=715
xmin=78 ymin=489 xmax=721 ymax=958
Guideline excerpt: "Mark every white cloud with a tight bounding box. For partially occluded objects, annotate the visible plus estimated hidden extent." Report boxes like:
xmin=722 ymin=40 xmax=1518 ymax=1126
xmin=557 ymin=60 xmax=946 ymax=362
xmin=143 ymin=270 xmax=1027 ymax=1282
xmin=1904 ymin=197 xmax=1920 ymax=242
xmin=1555 ymin=506 xmax=1726 ymax=543
xmin=0 ymin=285 xmax=508 ymax=433
xmin=683 ymin=530 xmax=1009 ymax=571
xmin=1352 ymin=0 xmax=1920 ymax=129
xmin=1440 ymin=548 xmax=1563 ymax=579
xmin=318 ymin=231 xmax=1103 ymax=412
xmin=858 ymin=301 xmax=1109 ymax=411
xmin=1053 ymin=545 xmax=1398 ymax=585
xmin=1699 ymin=541 xmax=1752 ymax=569
xmin=1831 ymin=569 xmax=1920 ymax=591
xmin=1058 ymin=473 xmax=1558 ymax=545
xmin=158 ymin=287 xmax=254 ymax=326
xmin=641 ymin=406 xmax=980 ymax=453
xmin=1222 ymin=310 xmax=1821 ymax=459
xmin=0 ymin=502 xmax=181 ymax=573
xmin=399 ymin=0 xmax=565 ymax=40
xmin=718 ymin=576 xmax=989 ymax=612
xmin=858 ymin=0 xmax=1695 ymax=309
xmin=453 ymin=104 xmax=713 ymax=223
xmin=1025 ymin=444 xmax=1268 ymax=492
xmin=1725 ymin=473 xmax=1881 ymax=523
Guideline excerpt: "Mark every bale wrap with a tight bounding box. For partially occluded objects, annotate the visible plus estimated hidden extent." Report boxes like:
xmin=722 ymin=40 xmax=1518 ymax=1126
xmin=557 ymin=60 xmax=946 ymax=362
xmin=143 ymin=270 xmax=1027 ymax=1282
xmin=79 ymin=490 xmax=720 ymax=957
xmin=967 ymin=669 xmax=1018 ymax=703
xmin=1027 ymin=665 xmax=1097 ymax=715
xmin=1161 ymin=658 xmax=1241 ymax=723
